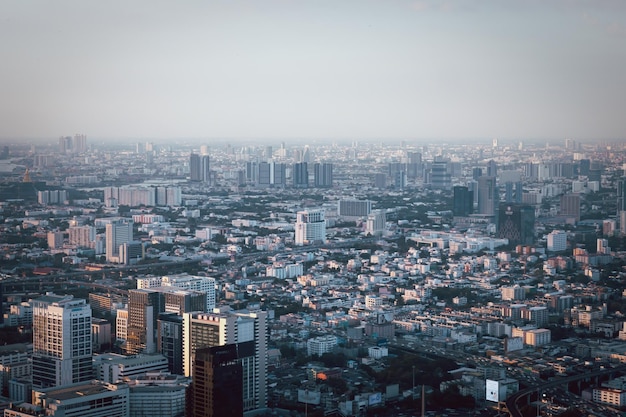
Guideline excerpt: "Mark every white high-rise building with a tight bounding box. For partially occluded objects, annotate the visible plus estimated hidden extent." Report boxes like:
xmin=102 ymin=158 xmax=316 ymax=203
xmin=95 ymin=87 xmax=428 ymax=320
xmin=547 ymin=230 xmax=567 ymax=252
xmin=183 ymin=308 xmax=268 ymax=411
xmin=294 ymin=209 xmax=326 ymax=246
xmin=136 ymin=274 xmax=216 ymax=312
xmin=106 ymin=220 xmax=134 ymax=263
xmin=365 ymin=210 xmax=386 ymax=236
xmin=32 ymin=293 xmax=93 ymax=389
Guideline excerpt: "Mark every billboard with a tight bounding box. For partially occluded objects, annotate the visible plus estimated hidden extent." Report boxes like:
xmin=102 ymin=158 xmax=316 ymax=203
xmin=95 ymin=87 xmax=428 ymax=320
xmin=368 ymin=392 xmax=382 ymax=406
xmin=298 ymin=389 xmax=321 ymax=405
xmin=486 ymin=379 xmax=500 ymax=402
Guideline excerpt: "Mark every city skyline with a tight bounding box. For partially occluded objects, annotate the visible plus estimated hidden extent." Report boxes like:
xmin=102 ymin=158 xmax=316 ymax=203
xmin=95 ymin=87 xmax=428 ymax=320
xmin=1 ymin=1 xmax=626 ymax=143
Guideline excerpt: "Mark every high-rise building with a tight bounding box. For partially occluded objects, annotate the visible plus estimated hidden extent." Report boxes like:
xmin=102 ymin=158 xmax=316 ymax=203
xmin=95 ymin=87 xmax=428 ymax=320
xmin=126 ymin=288 xmax=206 ymax=355
xmin=106 ymin=220 xmax=134 ymax=263
xmin=486 ymin=160 xmax=498 ymax=177
xmin=189 ymin=153 xmax=210 ymax=183
xmin=313 ymin=163 xmax=333 ymax=187
xmin=294 ymin=209 xmax=326 ymax=246
xmin=137 ymin=274 xmax=216 ymax=312
xmin=547 ymin=230 xmax=567 ymax=252
xmin=183 ymin=309 xmax=268 ymax=411
xmin=452 ymin=186 xmax=473 ymax=217
xmin=73 ymin=134 xmax=87 ymax=153
xmin=429 ymin=157 xmax=451 ymax=190
xmin=32 ymin=294 xmax=93 ymax=389
xmin=560 ymin=193 xmax=581 ymax=222
xmin=187 ymin=344 xmax=245 ymax=417
xmin=157 ymin=313 xmax=184 ymax=375
xmin=338 ymin=200 xmax=372 ymax=217
xmin=497 ymin=204 xmax=535 ymax=246
xmin=365 ymin=210 xmax=386 ymax=236
xmin=477 ymin=176 xmax=498 ymax=216
xmin=293 ymin=162 xmax=309 ymax=188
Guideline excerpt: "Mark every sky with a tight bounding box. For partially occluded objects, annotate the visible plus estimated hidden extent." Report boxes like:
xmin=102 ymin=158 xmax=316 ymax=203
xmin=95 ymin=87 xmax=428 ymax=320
xmin=1 ymin=0 xmax=625 ymax=143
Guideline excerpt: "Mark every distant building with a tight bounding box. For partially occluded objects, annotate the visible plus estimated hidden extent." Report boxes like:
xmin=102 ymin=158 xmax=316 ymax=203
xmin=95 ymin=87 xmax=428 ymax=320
xmin=295 ymin=209 xmax=326 ymax=246
xmin=477 ymin=176 xmax=498 ymax=216
xmin=452 ymin=186 xmax=473 ymax=217
xmin=560 ymin=193 xmax=581 ymax=222
xmin=338 ymin=199 xmax=372 ymax=217
xmin=547 ymin=230 xmax=567 ymax=252
xmin=293 ymin=162 xmax=309 ymax=188
xmin=313 ymin=162 xmax=333 ymax=187
xmin=496 ymin=203 xmax=535 ymax=246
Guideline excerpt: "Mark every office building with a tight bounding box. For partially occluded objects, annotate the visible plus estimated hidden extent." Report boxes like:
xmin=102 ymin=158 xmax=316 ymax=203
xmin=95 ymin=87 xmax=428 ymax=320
xmin=293 ymin=162 xmax=309 ymax=188
xmin=496 ymin=204 xmax=535 ymax=246
xmin=128 ymin=371 xmax=188 ymax=417
xmin=106 ymin=219 xmax=134 ymax=263
xmin=452 ymin=186 xmax=473 ymax=217
xmin=32 ymin=294 xmax=93 ymax=389
xmin=394 ymin=170 xmax=407 ymax=189
xmin=157 ymin=313 xmax=184 ymax=375
xmin=120 ymin=241 xmax=145 ymax=265
xmin=429 ymin=157 xmax=451 ymax=190
xmin=365 ymin=210 xmax=386 ymax=236
xmin=338 ymin=199 xmax=372 ymax=217
xmin=477 ymin=176 xmax=498 ymax=216
xmin=313 ymin=162 xmax=333 ymax=187
xmin=188 ymin=344 xmax=245 ymax=417
xmin=94 ymin=353 xmax=169 ymax=383
xmin=27 ymin=381 xmax=129 ymax=417
xmin=137 ymin=274 xmax=216 ymax=312
xmin=183 ymin=309 xmax=268 ymax=411
xmin=560 ymin=193 xmax=581 ymax=222
xmin=295 ymin=209 xmax=326 ymax=246
xmin=126 ymin=288 xmax=205 ymax=355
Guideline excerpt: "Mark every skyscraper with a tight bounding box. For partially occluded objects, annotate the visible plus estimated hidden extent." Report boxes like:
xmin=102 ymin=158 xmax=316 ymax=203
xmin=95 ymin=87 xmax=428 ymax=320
xmin=560 ymin=193 xmax=581 ymax=222
xmin=496 ymin=204 xmax=535 ymax=246
xmin=190 ymin=153 xmax=210 ymax=183
xmin=295 ymin=209 xmax=326 ymax=246
xmin=477 ymin=176 xmax=498 ymax=216
xmin=452 ymin=186 xmax=473 ymax=217
xmin=183 ymin=309 xmax=268 ymax=412
xmin=32 ymin=293 xmax=93 ymax=389
xmin=293 ymin=162 xmax=309 ymax=188
xmin=126 ymin=288 xmax=206 ymax=355
xmin=429 ymin=157 xmax=451 ymax=190
xmin=188 ymin=344 xmax=245 ymax=417
xmin=105 ymin=219 xmax=134 ymax=263
xmin=313 ymin=163 xmax=333 ymax=187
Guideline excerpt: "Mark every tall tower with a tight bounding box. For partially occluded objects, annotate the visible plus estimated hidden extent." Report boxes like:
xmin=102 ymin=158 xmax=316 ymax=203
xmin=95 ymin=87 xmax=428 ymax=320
xmin=313 ymin=163 xmax=333 ymax=187
xmin=477 ymin=176 xmax=498 ymax=216
xmin=452 ymin=186 xmax=473 ymax=217
xmin=126 ymin=288 xmax=206 ymax=355
xmin=188 ymin=153 xmax=210 ymax=183
xmin=293 ymin=162 xmax=309 ymax=188
xmin=188 ymin=344 xmax=244 ymax=417
xmin=32 ymin=293 xmax=93 ymax=388
xmin=105 ymin=220 xmax=133 ymax=263
xmin=294 ymin=209 xmax=326 ymax=246
xmin=183 ymin=309 xmax=268 ymax=412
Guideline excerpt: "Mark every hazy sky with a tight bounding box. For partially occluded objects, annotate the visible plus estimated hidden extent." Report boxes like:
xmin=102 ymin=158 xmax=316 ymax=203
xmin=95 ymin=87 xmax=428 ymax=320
xmin=1 ymin=0 xmax=625 ymax=143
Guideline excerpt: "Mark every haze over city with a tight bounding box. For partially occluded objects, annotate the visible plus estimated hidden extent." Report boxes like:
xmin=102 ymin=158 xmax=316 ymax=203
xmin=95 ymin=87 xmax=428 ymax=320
xmin=1 ymin=0 xmax=626 ymax=143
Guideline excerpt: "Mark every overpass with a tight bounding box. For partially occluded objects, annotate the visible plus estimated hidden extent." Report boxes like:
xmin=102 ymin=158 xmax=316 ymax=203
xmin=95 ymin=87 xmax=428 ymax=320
xmin=505 ymin=364 xmax=626 ymax=417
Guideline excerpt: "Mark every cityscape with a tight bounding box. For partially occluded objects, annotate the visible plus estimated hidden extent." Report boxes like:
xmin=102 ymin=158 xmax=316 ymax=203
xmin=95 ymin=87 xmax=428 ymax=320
xmin=1 ymin=137 xmax=626 ymax=417
xmin=2 ymin=1 xmax=626 ymax=417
